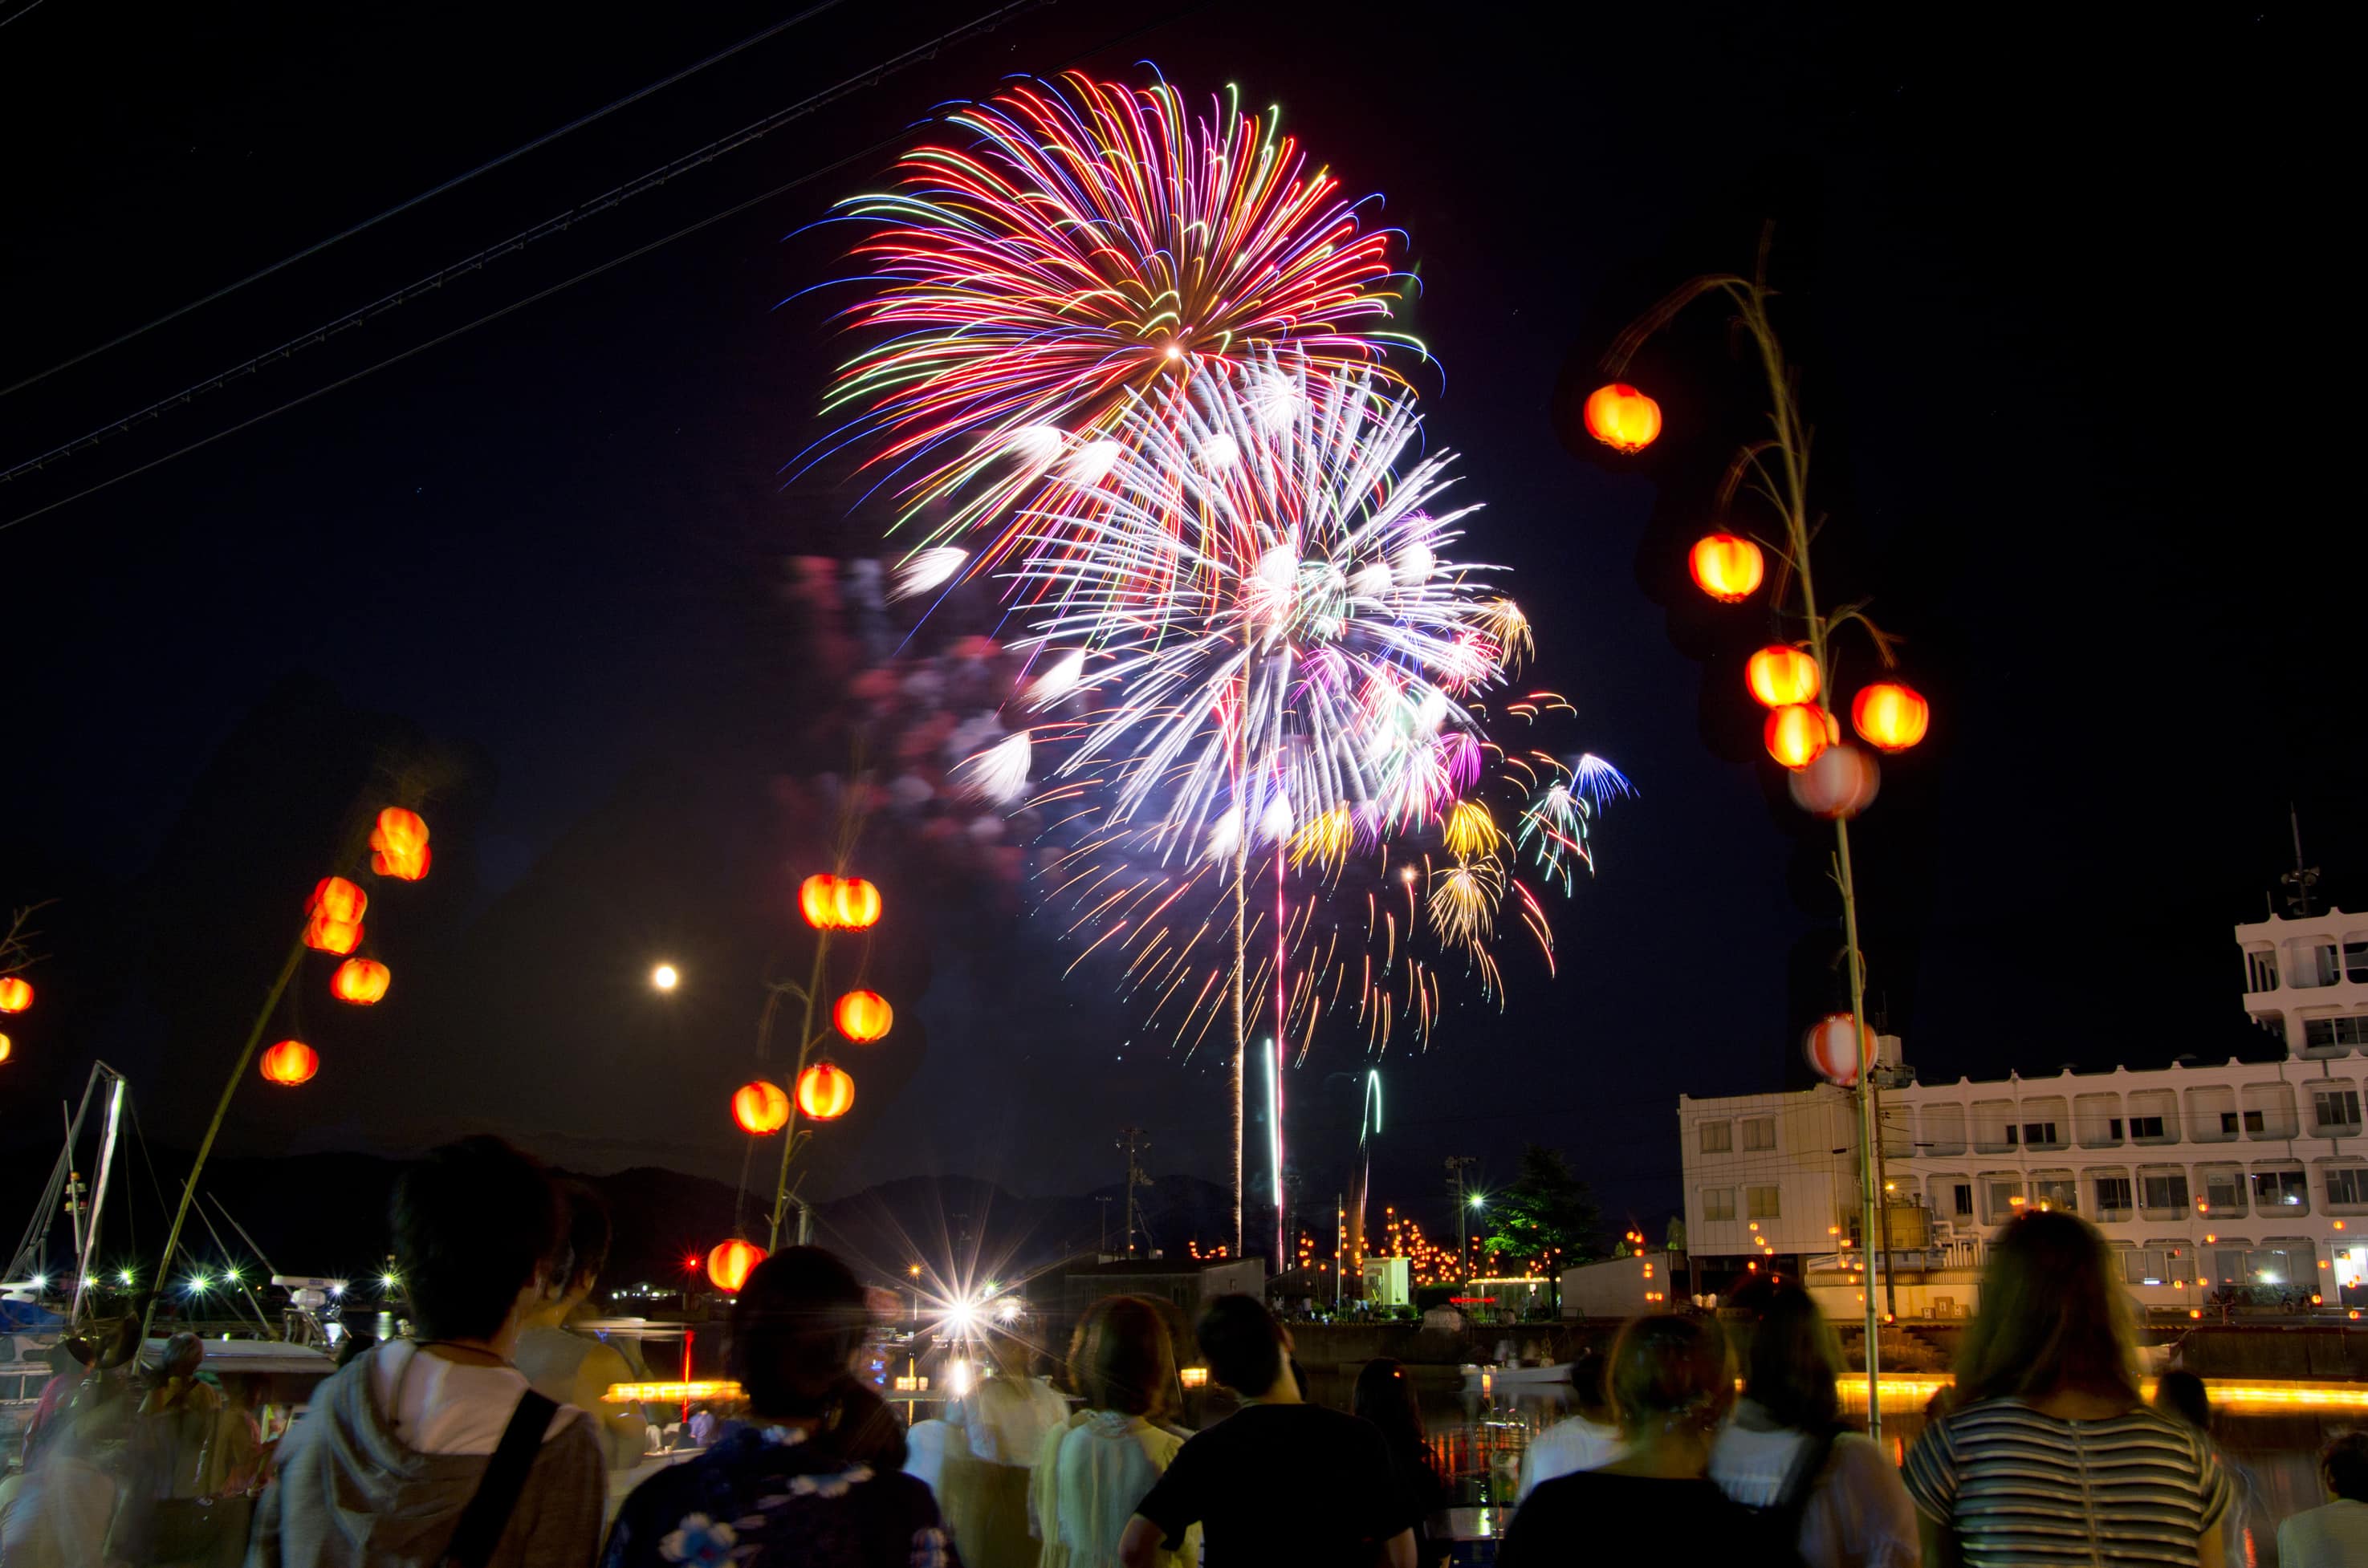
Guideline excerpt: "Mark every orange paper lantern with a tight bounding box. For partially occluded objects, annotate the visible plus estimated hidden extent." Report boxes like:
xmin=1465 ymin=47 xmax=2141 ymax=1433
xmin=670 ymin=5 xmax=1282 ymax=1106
xmin=1762 ymin=705 xmax=1831 ymax=770
xmin=330 ymin=957 xmax=390 ymax=1005
xmin=259 ymin=1038 xmax=319 ymax=1086
xmin=1803 ymin=1014 xmax=1874 ymax=1086
xmin=706 ymin=1238 xmax=767 ymax=1294
xmin=1851 ymin=680 xmax=1930 ymax=753
xmin=1581 ymin=384 xmax=1662 ymax=454
xmin=0 ymin=977 xmax=31 ymax=1013
xmin=1788 ymin=744 xmax=1881 ymax=820
xmin=833 ymin=990 xmax=893 ymax=1044
xmin=307 ymin=877 xmax=368 ymax=924
xmin=795 ymin=1062 xmax=855 ymax=1121
xmin=368 ymin=808 xmax=432 ymax=881
xmin=303 ymin=915 xmax=365 ymax=956
xmin=0 ymin=1033 xmax=12 ymax=1064
xmin=799 ymin=874 xmax=840 ymax=929
xmin=1688 ymin=534 xmax=1764 ymax=603
xmin=732 ymin=1079 xmax=790 ymax=1135
xmin=830 ymin=878 xmax=882 ymax=931
xmin=1744 ymin=645 xmax=1821 ymax=709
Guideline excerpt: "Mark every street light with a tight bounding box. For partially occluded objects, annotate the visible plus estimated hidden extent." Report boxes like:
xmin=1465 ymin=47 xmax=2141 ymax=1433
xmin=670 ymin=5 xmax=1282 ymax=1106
xmin=650 ymin=963 xmax=680 ymax=992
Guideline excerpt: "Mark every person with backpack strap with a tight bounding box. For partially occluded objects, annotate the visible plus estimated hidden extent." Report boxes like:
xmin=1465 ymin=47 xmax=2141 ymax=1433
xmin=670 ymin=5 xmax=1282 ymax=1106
xmin=1709 ymin=1280 xmax=1918 ymax=1568
xmin=249 ymin=1137 xmax=606 ymax=1568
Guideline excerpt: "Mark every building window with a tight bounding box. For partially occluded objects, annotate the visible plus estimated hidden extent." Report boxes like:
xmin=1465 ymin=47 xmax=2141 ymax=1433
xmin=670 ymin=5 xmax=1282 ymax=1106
xmin=1985 ymin=1179 xmax=2025 ymax=1224
xmin=2326 ymin=1168 xmax=2368 ymax=1207
xmin=2124 ymin=1247 xmax=2172 ymax=1286
xmin=2305 ymin=1018 xmax=2368 ymax=1052
xmin=2032 ymin=1174 xmax=2079 ymax=1213
xmin=2348 ymin=942 xmax=2368 ymax=984
xmin=2307 ymin=944 xmax=2342 ymax=987
xmin=1951 ymin=1183 xmax=1974 ymax=1218
xmin=2203 ymin=1169 xmax=2248 ymax=1214
xmin=1700 ymin=1121 xmax=1732 ymax=1154
xmin=2247 ymin=950 xmax=2280 ymax=993
xmin=2253 ymin=1168 xmax=2309 ymax=1212
xmin=1746 ymin=1186 xmax=1780 ymax=1220
xmin=2313 ymin=1088 xmax=2362 ymax=1133
xmin=2094 ymin=1176 xmax=2134 ymax=1219
xmin=2222 ymin=1110 xmax=2268 ymax=1135
xmin=2020 ymin=1122 xmax=2060 ymax=1148
xmin=1702 ymin=1188 xmax=1735 ymax=1221
xmin=2110 ymin=1118 xmax=2124 ymax=1140
xmin=1742 ymin=1118 xmax=1776 ymax=1152
xmin=2140 ymin=1172 xmax=2190 ymax=1215
xmin=2130 ymin=1115 xmax=2167 ymax=1140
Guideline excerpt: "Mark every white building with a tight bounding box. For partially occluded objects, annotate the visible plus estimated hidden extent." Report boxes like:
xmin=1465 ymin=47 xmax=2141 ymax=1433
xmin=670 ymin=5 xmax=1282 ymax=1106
xmin=1678 ymin=904 xmax=2368 ymax=1319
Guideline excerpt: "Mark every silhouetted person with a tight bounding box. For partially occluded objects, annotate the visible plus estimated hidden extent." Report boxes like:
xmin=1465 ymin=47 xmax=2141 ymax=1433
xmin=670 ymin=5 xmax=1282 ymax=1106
xmin=515 ymin=1181 xmax=650 ymax=1480
xmin=251 ymin=1135 xmax=606 ymax=1568
xmin=1353 ymin=1359 xmax=1447 ymax=1568
xmin=604 ymin=1247 xmax=955 ymax=1568
xmin=2277 ymin=1428 xmax=2368 ymax=1567
xmin=1515 ymin=1343 xmax=1620 ymax=1501
xmin=1033 ymin=1295 xmax=1196 ymax=1568
xmin=1119 ymin=1294 xmax=1413 ymax=1568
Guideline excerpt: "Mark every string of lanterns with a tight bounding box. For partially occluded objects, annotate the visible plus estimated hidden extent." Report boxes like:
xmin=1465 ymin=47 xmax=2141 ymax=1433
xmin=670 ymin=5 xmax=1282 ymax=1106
xmin=0 ymin=970 xmax=31 ymax=1064
xmin=269 ymin=807 xmax=433 ymax=1087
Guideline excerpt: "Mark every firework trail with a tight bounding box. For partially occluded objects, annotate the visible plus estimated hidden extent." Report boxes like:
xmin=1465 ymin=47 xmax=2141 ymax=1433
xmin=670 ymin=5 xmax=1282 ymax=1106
xmin=817 ymin=71 xmax=1418 ymax=581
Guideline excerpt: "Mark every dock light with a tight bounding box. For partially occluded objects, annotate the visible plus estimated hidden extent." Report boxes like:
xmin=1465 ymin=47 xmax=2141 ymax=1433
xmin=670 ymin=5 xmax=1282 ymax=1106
xmin=117 ymin=1269 xmax=133 ymax=1286
xmin=1469 ymin=1194 xmax=1486 ymax=1210
xmin=997 ymin=1298 xmax=1023 ymax=1323
xmin=1179 ymin=1367 xmax=1210 ymax=1389
xmin=381 ymin=1272 xmax=401 ymax=1290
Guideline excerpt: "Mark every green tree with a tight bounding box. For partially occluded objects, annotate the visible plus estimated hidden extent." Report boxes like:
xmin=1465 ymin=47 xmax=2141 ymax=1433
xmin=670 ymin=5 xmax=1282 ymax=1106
xmin=1478 ymin=1145 xmax=1602 ymax=1269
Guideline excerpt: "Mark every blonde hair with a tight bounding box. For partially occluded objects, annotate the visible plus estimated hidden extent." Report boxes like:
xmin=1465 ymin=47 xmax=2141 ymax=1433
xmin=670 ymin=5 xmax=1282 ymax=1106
xmin=1956 ymin=1209 xmax=2138 ymax=1405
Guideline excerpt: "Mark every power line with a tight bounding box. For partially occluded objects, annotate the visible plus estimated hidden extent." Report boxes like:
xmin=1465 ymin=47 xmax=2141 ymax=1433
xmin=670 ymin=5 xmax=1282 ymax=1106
xmin=0 ymin=0 xmax=852 ymax=403
xmin=0 ymin=0 xmax=1047 ymax=489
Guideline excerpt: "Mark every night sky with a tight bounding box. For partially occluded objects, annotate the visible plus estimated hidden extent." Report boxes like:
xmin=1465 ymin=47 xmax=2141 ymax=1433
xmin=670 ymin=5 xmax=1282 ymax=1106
xmin=2 ymin=2 xmax=2354 ymax=1249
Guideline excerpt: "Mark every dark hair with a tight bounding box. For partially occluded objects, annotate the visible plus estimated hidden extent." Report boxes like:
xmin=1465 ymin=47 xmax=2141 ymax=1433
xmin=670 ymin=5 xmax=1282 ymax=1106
xmin=1569 ymin=1343 xmax=1612 ymax=1420
xmin=1734 ymin=1280 xmax=1840 ymax=1431
xmin=1195 ymin=1294 xmax=1285 ymax=1396
xmin=2154 ymin=1369 xmax=2211 ymax=1434
xmin=1073 ymin=1296 xmax=1178 ymax=1420
xmin=1353 ymin=1358 xmax=1425 ymax=1454
xmin=557 ymin=1180 xmax=612 ymax=1294
xmin=1607 ymin=1314 xmax=1731 ymax=1436
xmin=160 ymin=1331 xmax=205 ymax=1379
xmin=1956 ymin=1210 xmax=2137 ymax=1406
xmin=389 ymin=1135 xmax=563 ymax=1342
xmin=729 ymin=1247 xmax=902 ymax=1466
xmin=2323 ymin=1429 xmax=2368 ymax=1502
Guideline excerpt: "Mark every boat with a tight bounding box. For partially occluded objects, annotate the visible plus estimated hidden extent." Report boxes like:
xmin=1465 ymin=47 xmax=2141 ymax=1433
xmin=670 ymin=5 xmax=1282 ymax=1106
xmin=1459 ymin=1360 xmax=1572 ymax=1387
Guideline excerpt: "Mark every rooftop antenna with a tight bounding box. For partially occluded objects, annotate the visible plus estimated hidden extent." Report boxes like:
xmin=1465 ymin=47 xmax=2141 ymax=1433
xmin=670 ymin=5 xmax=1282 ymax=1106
xmin=2281 ymin=803 xmax=2320 ymax=918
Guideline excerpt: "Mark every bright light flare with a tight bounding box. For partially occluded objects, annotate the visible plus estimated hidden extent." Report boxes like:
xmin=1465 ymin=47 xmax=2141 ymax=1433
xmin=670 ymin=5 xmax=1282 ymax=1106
xmin=650 ymin=963 xmax=680 ymax=992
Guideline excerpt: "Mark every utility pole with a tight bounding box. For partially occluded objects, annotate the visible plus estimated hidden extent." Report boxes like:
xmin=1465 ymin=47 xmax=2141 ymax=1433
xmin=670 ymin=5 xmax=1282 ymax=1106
xmin=2283 ymin=805 xmax=2320 ymax=918
xmin=1446 ymin=1156 xmax=1479 ymax=1290
xmin=1094 ymin=1196 xmax=1113 ymax=1257
xmin=1118 ymin=1128 xmax=1150 ymax=1258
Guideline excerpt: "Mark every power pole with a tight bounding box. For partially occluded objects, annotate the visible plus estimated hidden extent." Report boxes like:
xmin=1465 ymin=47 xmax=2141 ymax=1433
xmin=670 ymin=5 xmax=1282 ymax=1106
xmin=1118 ymin=1128 xmax=1150 ymax=1258
xmin=1446 ymin=1156 xmax=1479 ymax=1290
xmin=1094 ymin=1196 xmax=1113 ymax=1257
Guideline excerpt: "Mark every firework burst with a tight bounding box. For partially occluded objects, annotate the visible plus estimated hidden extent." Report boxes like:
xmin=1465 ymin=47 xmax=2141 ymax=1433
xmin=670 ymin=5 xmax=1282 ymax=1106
xmin=820 ymin=71 xmax=1418 ymax=573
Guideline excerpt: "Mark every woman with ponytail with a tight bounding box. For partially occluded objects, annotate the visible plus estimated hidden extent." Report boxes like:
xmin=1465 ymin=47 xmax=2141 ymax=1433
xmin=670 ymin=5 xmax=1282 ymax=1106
xmin=603 ymin=1248 xmax=958 ymax=1568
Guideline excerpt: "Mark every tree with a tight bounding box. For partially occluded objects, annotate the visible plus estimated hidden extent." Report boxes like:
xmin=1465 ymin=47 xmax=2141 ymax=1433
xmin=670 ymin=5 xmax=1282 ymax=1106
xmin=1479 ymin=1145 xmax=1601 ymax=1270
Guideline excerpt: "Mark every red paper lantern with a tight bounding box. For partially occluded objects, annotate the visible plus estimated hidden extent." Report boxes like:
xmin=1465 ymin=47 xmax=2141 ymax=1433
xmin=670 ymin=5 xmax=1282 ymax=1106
xmin=1788 ymin=744 xmax=1881 ymax=821
xmin=1581 ymin=384 xmax=1662 ymax=454
xmin=795 ymin=1062 xmax=855 ymax=1121
xmin=307 ymin=877 xmax=368 ymax=924
xmin=831 ymin=878 xmax=882 ymax=931
xmin=1803 ymin=1014 xmax=1874 ymax=1087
xmin=1744 ymin=645 xmax=1821 ymax=709
xmin=330 ymin=957 xmax=391 ymax=1005
xmin=1688 ymin=534 xmax=1765 ymax=603
xmin=303 ymin=915 xmax=365 ymax=956
xmin=799 ymin=874 xmax=839 ymax=929
xmin=260 ymin=1039 xmax=319 ymax=1086
xmin=1851 ymin=681 xmax=1930 ymax=752
xmin=1762 ymin=705 xmax=1831 ymax=770
xmin=706 ymin=1238 xmax=767 ymax=1294
xmin=732 ymin=1080 xmax=790 ymax=1135
xmin=0 ymin=977 xmax=31 ymax=1014
xmin=0 ymin=1033 xmax=12 ymax=1064
xmin=369 ymin=808 xmax=432 ymax=881
xmin=833 ymin=990 xmax=893 ymax=1044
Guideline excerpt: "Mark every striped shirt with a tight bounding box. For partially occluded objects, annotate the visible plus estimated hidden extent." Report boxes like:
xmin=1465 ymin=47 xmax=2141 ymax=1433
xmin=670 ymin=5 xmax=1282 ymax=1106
xmin=1902 ymin=1400 xmax=2232 ymax=1566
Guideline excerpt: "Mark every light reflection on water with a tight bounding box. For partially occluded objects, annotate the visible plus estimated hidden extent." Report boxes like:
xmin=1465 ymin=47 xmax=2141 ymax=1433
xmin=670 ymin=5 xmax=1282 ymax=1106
xmin=1304 ymin=1368 xmax=2346 ymax=1564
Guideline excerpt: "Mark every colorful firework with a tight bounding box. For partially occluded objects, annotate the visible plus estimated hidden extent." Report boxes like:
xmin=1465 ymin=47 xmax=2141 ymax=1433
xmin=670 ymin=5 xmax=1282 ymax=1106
xmin=1002 ymin=364 xmax=1620 ymax=1060
xmin=820 ymin=71 xmax=1418 ymax=572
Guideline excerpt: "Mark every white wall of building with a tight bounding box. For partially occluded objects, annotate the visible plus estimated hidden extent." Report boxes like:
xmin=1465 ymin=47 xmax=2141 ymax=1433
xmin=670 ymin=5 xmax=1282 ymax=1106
xmin=1677 ymin=907 xmax=2368 ymax=1316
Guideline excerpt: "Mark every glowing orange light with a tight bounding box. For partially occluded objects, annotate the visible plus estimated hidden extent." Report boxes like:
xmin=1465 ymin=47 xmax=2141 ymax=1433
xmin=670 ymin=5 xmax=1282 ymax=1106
xmin=1582 ymin=383 xmax=1662 ymax=454
xmin=1803 ymin=1013 xmax=1874 ymax=1086
xmin=832 ymin=989 xmax=893 ymax=1044
xmin=1851 ymin=681 xmax=1930 ymax=753
xmin=259 ymin=1038 xmax=319 ymax=1086
xmin=307 ymin=876 xmax=368 ymax=924
xmin=368 ymin=808 xmax=431 ymax=881
xmin=798 ymin=874 xmax=838 ymax=928
xmin=706 ymin=1239 xmax=766 ymax=1294
xmin=1763 ymin=704 xmax=1830 ymax=770
xmin=0 ymin=977 xmax=31 ymax=1014
xmin=1788 ymin=742 xmax=1880 ymax=820
xmin=329 ymin=957 xmax=390 ymax=1005
xmin=1745 ymin=645 xmax=1821 ymax=709
xmin=832 ymin=878 xmax=881 ymax=931
xmin=731 ymin=1080 xmax=790 ymax=1135
xmin=1688 ymin=533 xmax=1764 ymax=603
xmin=303 ymin=914 xmax=364 ymax=956
xmin=795 ymin=1062 xmax=855 ymax=1121
xmin=0 ymin=1033 xmax=12 ymax=1064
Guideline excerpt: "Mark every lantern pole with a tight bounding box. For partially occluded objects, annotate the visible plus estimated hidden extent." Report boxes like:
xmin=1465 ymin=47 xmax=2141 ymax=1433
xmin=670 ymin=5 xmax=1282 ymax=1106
xmin=766 ymin=931 xmax=831 ymax=1253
